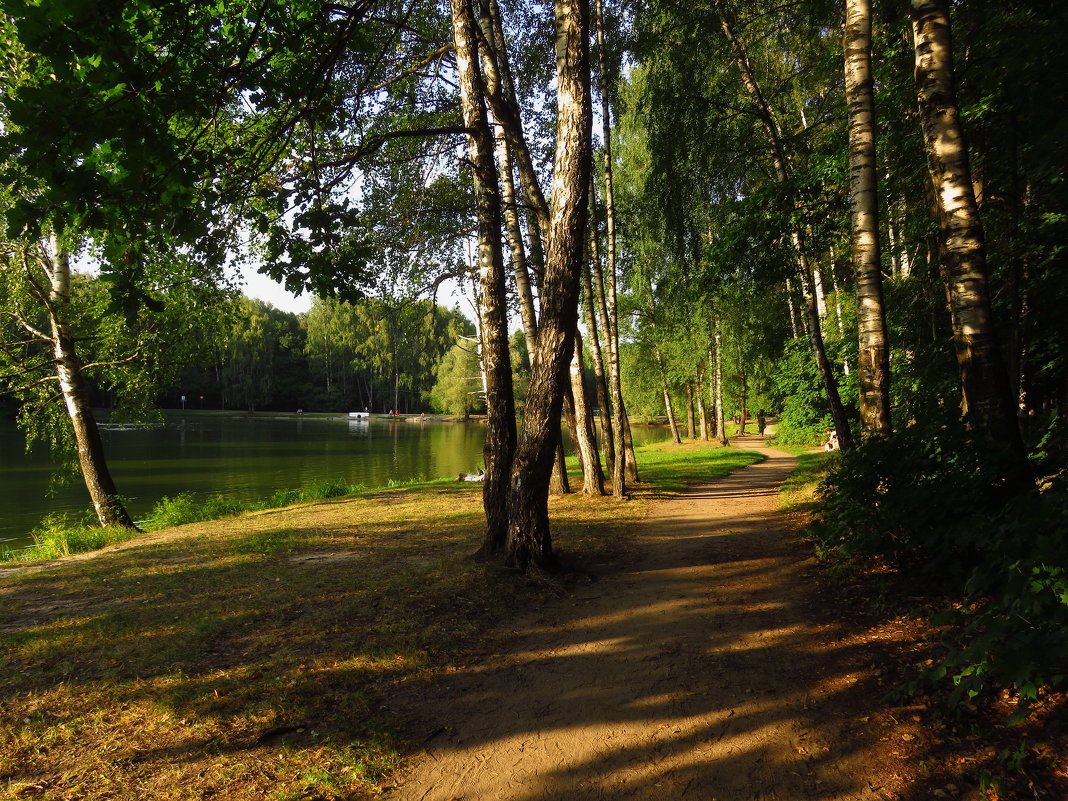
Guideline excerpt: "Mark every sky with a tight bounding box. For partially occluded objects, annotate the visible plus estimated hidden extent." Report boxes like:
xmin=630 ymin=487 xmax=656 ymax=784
xmin=239 ymin=263 xmax=475 ymax=321
xmin=239 ymin=265 xmax=313 ymax=315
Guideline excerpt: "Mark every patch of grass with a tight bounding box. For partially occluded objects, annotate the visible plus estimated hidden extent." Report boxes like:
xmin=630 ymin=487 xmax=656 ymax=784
xmin=233 ymin=528 xmax=299 ymax=556
xmin=1 ymin=514 xmax=142 ymax=561
xmin=0 ymin=441 xmax=769 ymax=800
xmin=386 ymin=476 xmax=423 ymax=488
xmin=778 ymin=451 xmax=831 ymax=510
xmin=147 ymin=480 xmax=370 ymax=531
xmin=630 ymin=441 xmax=763 ymax=494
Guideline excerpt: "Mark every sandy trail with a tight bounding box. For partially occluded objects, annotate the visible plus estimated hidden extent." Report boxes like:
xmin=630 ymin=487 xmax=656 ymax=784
xmin=389 ymin=438 xmax=908 ymax=801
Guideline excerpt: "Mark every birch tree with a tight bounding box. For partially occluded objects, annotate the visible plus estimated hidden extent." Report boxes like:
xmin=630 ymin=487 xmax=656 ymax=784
xmin=449 ymin=0 xmax=517 ymax=554
xmin=844 ymin=0 xmax=892 ymax=437
xmin=505 ymin=0 xmax=593 ymax=570
xmin=909 ymin=0 xmax=1026 ymax=465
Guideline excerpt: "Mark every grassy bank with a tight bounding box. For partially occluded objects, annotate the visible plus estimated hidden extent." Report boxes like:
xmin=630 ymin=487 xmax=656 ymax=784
xmin=0 ymin=442 xmax=760 ymax=801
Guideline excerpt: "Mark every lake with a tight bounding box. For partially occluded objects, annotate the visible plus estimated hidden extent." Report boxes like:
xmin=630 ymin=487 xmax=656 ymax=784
xmin=0 ymin=413 xmax=669 ymax=553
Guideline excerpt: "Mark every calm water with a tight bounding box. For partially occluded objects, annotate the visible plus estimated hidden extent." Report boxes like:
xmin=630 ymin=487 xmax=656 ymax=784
xmin=0 ymin=414 xmax=669 ymax=552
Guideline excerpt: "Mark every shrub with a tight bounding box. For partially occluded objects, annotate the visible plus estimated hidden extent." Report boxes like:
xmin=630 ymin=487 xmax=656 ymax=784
xmin=813 ymin=414 xmax=1068 ymax=709
xmin=3 ymin=514 xmax=140 ymax=561
xmin=771 ymin=339 xmax=837 ymax=446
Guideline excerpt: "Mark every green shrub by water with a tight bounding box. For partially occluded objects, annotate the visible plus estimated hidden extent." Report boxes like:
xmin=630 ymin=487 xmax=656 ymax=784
xmin=148 ymin=479 xmax=369 ymax=529
xmin=2 ymin=514 xmax=141 ymax=561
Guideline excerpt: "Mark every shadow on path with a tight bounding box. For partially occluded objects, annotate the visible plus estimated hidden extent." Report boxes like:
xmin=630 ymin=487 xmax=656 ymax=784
xmin=388 ymin=441 xmax=914 ymax=801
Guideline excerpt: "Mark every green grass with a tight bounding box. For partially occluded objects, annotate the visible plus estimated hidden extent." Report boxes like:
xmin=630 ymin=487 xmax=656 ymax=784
xmin=3 ymin=441 xmax=761 ymax=566
xmin=0 ymin=438 xmax=768 ymax=800
xmin=630 ymin=441 xmax=764 ymax=493
xmin=778 ymin=451 xmax=830 ymax=509
xmin=1 ymin=514 xmax=143 ymax=561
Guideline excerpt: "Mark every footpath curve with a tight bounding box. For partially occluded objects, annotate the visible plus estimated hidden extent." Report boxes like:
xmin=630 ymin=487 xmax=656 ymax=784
xmin=389 ymin=437 xmax=913 ymax=801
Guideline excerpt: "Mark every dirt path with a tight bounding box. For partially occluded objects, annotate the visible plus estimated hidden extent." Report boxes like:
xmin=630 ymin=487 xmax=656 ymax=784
xmin=388 ymin=438 xmax=916 ymax=801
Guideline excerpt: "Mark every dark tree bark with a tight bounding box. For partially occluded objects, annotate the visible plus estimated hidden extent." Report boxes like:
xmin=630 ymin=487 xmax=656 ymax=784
xmin=505 ymin=0 xmax=592 ymax=570
xmin=450 ymin=0 xmax=516 ymax=556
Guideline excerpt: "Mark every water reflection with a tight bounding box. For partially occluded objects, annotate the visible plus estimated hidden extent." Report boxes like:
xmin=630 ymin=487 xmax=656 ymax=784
xmin=0 ymin=414 xmax=670 ymax=550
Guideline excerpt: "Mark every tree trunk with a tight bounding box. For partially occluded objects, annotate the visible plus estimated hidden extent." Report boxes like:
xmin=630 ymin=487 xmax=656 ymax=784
xmin=712 ymin=333 xmax=728 ymax=446
xmin=798 ymin=245 xmax=855 ymax=452
xmin=585 ymin=186 xmax=616 ymax=480
xmin=697 ymin=370 xmax=709 ymax=440
xmin=570 ymin=330 xmax=606 ymax=495
xmin=813 ymin=265 xmax=828 ymax=321
xmin=495 ymin=125 xmax=539 ymax=353
xmin=845 ymin=0 xmax=893 ymax=438
xmin=46 ymin=243 xmax=136 ymax=530
xmin=505 ymin=0 xmax=591 ymax=570
xmin=910 ymin=0 xmax=1027 ymax=464
xmin=451 ymin=0 xmax=517 ymax=556
xmin=654 ymin=346 xmax=682 ymax=444
xmin=590 ymin=203 xmax=630 ymax=496
xmin=785 ymin=278 xmax=801 ymax=339
xmin=685 ymin=383 xmax=696 ymax=440
xmin=663 ymin=389 xmax=682 ymax=444
xmin=549 ymin=439 xmax=572 ymax=494
xmin=584 ymin=262 xmax=615 ymax=479
xmin=593 ymin=0 xmax=635 ymax=490
xmin=477 ymin=0 xmax=550 ymax=237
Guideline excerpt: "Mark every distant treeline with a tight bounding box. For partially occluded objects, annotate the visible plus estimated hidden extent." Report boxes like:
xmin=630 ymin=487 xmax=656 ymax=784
xmin=146 ymin=294 xmax=475 ymax=415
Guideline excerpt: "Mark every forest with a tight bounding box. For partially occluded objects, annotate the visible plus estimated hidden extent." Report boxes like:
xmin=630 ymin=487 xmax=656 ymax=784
xmin=1 ymin=0 xmax=1066 ymax=727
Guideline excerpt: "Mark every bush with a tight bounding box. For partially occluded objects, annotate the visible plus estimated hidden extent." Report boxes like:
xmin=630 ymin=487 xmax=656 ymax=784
xmin=813 ymin=415 xmax=1068 ymax=709
xmin=1 ymin=514 xmax=140 ymax=561
xmin=771 ymin=339 xmax=837 ymax=446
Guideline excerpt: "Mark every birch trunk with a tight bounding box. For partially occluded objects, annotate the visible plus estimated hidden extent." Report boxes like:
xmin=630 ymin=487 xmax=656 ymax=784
xmin=593 ymin=0 xmax=635 ymax=489
xmin=685 ymin=383 xmax=696 ymax=440
xmin=713 ymin=327 xmax=728 ymax=445
xmin=785 ymin=278 xmax=801 ymax=339
xmin=44 ymin=242 xmax=136 ymax=530
xmin=477 ymin=0 xmax=550 ymax=236
xmin=697 ymin=371 xmax=709 ymax=440
xmin=583 ymin=213 xmax=615 ymax=479
xmin=570 ymin=330 xmax=606 ymax=495
xmin=845 ymin=0 xmax=893 ymax=438
xmin=495 ymin=126 xmax=539 ymax=352
xmin=451 ymin=0 xmax=517 ymax=555
xmin=506 ymin=0 xmax=592 ymax=570
xmin=910 ymin=0 xmax=1026 ymax=462
xmin=663 ymin=389 xmax=682 ymax=444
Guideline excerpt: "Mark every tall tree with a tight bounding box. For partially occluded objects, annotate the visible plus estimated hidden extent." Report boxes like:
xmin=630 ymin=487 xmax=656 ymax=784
xmin=843 ymin=0 xmax=892 ymax=437
xmin=909 ymin=0 xmax=1026 ymax=465
xmin=505 ymin=0 xmax=593 ymax=570
xmin=449 ymin=0 xmax=517 ymax=555
xmin=0 ymin=236 xmax=136 ymax=528
xmin=592 ymin=0 xmax=636 ymax=494
xmin=710 ymin=0 xmax=855 ymax=453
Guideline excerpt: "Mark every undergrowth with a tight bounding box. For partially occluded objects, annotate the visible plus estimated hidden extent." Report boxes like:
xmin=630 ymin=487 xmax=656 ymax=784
xmin=811 ymin=415 xmax=1068 ymax=715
